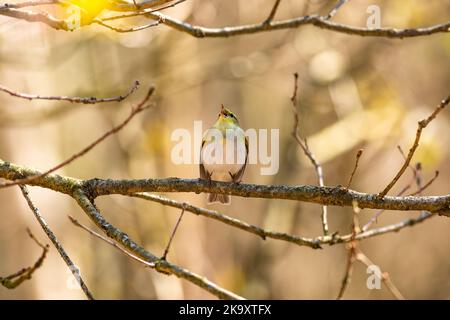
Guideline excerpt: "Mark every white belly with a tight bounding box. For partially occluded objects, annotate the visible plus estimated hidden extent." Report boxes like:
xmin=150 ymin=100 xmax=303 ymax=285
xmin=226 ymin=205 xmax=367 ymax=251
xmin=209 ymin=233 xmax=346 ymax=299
xmin=201 ymin=132 xmax=246 ymax=182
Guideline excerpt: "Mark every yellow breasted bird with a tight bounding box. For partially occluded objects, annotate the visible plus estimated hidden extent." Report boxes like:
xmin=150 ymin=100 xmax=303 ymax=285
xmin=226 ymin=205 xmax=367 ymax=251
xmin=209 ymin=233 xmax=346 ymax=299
xmin=200 ymin=105 xmax=248 ymax=204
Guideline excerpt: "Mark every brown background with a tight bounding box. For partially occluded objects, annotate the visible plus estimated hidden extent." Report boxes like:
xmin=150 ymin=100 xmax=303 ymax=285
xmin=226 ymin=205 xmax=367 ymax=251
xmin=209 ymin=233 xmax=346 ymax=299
xmin=0 ymin=0 xmax=449 ymax=299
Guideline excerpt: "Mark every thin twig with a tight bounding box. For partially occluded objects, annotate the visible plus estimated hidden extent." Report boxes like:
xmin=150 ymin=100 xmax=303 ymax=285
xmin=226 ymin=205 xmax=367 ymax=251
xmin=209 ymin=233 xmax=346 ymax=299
xmin=407 ymin=171 xmax=439 ymax=196
xmin=130 ymin=193 xmax=322 ymax=249
xmin=291 ymin=72 xmax=329 ymax=235
xmin=363 ymin=184 xmax=411 ymax=231
xmin=19 ymin=185 xmax=94 ymax=299
xmin=95 ymin=18 xmax=161 ymax=32
xmin=263 ymin=0 xmax=281 ymax=24
xmin=346 ymin=149 xmax=363 ymax=189
xmin=0 ymin=1 xmax=59 ymax=9
xmin=101 ymin=0 xmax=187 ymax=21
xmin=109 ymin=0 xmax=177 ymax=11
xmin=161 ymin=203 xmax=186 ymax=260
xmin=336 ymin=201 xmax=359 ymax=299
xmin=397 ymin=146 xmax=422 ymax=192
xmin=355 ymin=249 xmax=405 ymax=300
xmin=0 ymin=80 xmax=139 ymax=104
xmin=0 ymin=229 xmax=49 ymax=289
xmin=324 ymin=0 xmax=349 ymax=20
xmin=338 ymin=201 xmax=405 ymax=299
xmin=0 ymin=86 xmax=155 ymax=189
xmin=379 ymin=94 xmax=450 ymax=198
xmin=68 ymin=215 xmax=155 ymax=267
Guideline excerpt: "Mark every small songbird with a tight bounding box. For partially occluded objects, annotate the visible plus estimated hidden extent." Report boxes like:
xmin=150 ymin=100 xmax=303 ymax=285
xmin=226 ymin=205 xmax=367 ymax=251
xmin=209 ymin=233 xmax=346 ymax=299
xmin=200 ymin=105 xmax=248 ymax=204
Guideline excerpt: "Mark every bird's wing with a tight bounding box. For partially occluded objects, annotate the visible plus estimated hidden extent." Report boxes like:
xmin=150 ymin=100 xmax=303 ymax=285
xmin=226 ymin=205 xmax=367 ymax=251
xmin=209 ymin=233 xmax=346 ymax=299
xmin=231 ymin=136 xmax=248 ymax=183
xmin=199 ymin=138 xmax=211 ymax=180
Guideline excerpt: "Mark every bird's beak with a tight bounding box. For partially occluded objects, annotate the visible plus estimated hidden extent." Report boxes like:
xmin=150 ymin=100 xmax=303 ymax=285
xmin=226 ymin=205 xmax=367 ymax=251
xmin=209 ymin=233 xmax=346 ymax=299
xmin=219 ymin=104 xmax=226 ymax=117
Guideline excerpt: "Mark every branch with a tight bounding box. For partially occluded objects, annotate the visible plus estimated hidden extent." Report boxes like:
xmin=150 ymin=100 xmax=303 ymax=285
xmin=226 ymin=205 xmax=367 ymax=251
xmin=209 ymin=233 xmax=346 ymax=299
xmin=19 ymin=185 xmax=94 ymax=299
xmin=291 ymin=73 xmax=328 ymax=235
xmin=0 ymin=229 xmax=49 ymax=289
xmin=0 ymin=86 xmax=155 ymax=189
xmin=130 ymin=193 xmax=322 ymax=249
xmin=139 ymin=11 xmax=450 ymax=38
xmin=72 ymin=189 xmax=244 ymax=300
xmin=379 ymin=94 xmax=450 ymax=197
xmin=0 ymin=80 xmax=140 ymax=104
xmin=2 ymin=3 xmax=449 ymax=38
xmin=1 ymin=160 xmax=450 ymax=213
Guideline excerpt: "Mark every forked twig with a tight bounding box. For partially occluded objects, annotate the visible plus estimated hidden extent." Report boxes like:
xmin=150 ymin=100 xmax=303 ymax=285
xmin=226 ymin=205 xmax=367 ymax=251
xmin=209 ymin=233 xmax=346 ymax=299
xmin=0 ymin=228 xmax=49 ymax=289
xmin=379 ymin=94 xmax=450 ymax=198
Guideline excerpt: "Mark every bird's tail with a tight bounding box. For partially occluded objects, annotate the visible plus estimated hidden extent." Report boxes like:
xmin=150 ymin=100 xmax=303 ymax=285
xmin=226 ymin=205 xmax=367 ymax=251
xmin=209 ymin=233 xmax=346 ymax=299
xmin=207 ymin=193 xmax=231 ymax=205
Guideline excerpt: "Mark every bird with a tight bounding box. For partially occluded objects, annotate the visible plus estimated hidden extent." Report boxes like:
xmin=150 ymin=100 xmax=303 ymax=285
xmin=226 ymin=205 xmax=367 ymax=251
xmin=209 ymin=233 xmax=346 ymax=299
xmin=200 ymin=105 xmax=248 ymax=204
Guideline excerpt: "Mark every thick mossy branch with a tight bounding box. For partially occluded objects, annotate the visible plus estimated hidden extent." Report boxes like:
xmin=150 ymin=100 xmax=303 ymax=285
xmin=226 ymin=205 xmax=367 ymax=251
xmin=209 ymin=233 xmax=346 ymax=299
xmin=1 ymin=159 xmax=449 ymax=213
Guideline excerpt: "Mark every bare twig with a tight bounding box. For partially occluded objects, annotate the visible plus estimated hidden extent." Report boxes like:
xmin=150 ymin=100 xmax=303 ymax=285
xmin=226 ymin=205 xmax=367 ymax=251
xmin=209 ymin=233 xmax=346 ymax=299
xmin=357 ymin=211 xmax=434 ymax=241
xmin=363 ymin=169 xmax=438 ymax=231
xmin=264 ymin=0 xmax=282 ymax=24
xmin=397 ymin=146 xmax=422 ymax=192
xmin=0 ymin=229 xmax=49 ymax=289
xmin=0 ymin=80 xmax=140 ymax=104
xmin=101 ymin=0 xmax=187 ymax=21
xmin=108 ymin=0 xmax=176 ymax=11
xmin=0 ymin=86 xmax=155 ymax=189
xmin=94 ymin=19 xmax=161 ymax=32
xmin=19 ymin=185 xmax=94 ymax=299
xmin=130 ymin=193 xmax=322 ymax=249
xmin=291 ymin=73 xmax=328 ymax=235
xmin=338 ymin=202 xmax=405 ymax=299
xmin=355 ymin=249 xmax=405 ymax=300
xmin=336 ymin=201 xmax=359 ymax=299
xmin=379 ymin=94 xmax=450 ymax=198
xmin=161 ymin=203 xmax=187 ymax=260
xmin=324 ymin=0 xmax=349 ymax=20
xmin=0 ymin=1 xmax=59 ymax=9
xmin=408 ymin=171 xmax=439 ymax=196
xmin=346 ymin=149 xmax=363 ymax=189
xmin=68 ymin=215 xmax=155 ymax=267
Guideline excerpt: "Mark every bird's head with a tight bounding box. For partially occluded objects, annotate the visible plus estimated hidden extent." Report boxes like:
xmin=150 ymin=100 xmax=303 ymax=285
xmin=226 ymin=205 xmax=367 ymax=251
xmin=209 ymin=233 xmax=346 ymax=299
xmin=217 ymin=104 xmax=239 ymax=125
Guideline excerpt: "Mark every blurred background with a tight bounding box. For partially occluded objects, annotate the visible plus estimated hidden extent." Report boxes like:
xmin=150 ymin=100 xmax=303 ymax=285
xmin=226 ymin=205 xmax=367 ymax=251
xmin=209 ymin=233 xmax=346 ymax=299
xmin=0 ymin=0 xmax=449 ymax=299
